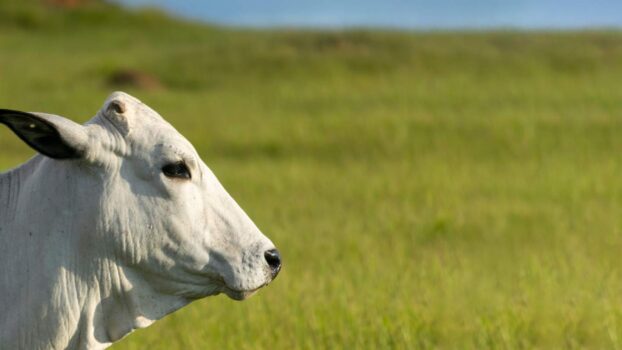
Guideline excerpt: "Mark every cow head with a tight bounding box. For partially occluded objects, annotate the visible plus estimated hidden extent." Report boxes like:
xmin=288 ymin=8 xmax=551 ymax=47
xmin=0 ymin=92 xmax=281 ymax=301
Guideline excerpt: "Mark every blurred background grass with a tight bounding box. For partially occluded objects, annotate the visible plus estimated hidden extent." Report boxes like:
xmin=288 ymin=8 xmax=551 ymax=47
xmin=2 ymin=0 xmax=622 ymax=349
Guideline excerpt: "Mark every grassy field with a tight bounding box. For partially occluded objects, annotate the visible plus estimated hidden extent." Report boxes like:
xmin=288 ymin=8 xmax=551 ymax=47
xmin=2 ymin=3 xmax=622 ymax=348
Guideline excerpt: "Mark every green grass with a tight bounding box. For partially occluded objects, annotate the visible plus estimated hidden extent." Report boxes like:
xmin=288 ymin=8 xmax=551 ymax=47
xmin=2 ymin=5 xmax=622 ymax=348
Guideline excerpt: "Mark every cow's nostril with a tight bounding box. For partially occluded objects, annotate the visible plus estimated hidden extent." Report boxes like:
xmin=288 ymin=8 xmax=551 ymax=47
xmin=264 ymin=249 xmax=281 ymax=277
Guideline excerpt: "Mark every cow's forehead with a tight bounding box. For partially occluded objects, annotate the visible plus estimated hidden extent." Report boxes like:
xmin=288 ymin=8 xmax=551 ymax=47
xmin=136 ymin=124 xmax=198 ymax=160
xmin=130 ymin=115 xmax=198 ymax=160
xmin=95 ymin=92 xmax=199 ymax=162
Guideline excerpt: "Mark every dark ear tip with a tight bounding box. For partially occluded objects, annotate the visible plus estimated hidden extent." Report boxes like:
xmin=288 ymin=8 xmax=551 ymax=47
xmin=107 ymin=100 xmax=126 ymax=114
xmin=0 ymin=109 xmax=84 ymax=160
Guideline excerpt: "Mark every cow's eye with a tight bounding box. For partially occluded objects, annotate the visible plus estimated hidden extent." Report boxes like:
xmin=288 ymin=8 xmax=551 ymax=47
xmin=162 ymin=162 xmax=191 ymax=180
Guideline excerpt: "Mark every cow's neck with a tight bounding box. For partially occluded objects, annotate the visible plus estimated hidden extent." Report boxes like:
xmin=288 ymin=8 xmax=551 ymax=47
xmin=0 ymin=157 xmax=189 ymax=350
xmin=68 ymin=259 xmax=191 ymax=349
xmin=0 ymin=157 xmax=36 ymax=222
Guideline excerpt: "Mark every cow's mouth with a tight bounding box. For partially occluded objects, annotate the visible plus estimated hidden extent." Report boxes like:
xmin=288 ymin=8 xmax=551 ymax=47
xmin=206 ymin=270 xmax=271 ymax=301
xmin=221 ymin=282 xmax=270 ymax=301
xmin=222 ymin=287 xmax=257 ymax=300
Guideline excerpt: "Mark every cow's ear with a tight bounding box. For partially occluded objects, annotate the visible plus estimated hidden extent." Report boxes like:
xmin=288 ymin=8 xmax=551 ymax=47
xmin=0 ymin=109 xmax=89 ymax=159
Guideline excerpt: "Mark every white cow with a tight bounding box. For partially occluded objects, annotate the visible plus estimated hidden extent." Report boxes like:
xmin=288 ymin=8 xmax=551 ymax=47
xmin=0 ymin=92 xmax=281 ymax=349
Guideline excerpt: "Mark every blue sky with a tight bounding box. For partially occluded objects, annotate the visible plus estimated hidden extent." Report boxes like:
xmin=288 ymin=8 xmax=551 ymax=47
xmin=118 ymin=0 xmax=622 ymax=29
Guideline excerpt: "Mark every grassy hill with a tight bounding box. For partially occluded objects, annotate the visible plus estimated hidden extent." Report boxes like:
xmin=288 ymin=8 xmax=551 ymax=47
xmin=2 ymin=4 xmax=622 ymax=349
